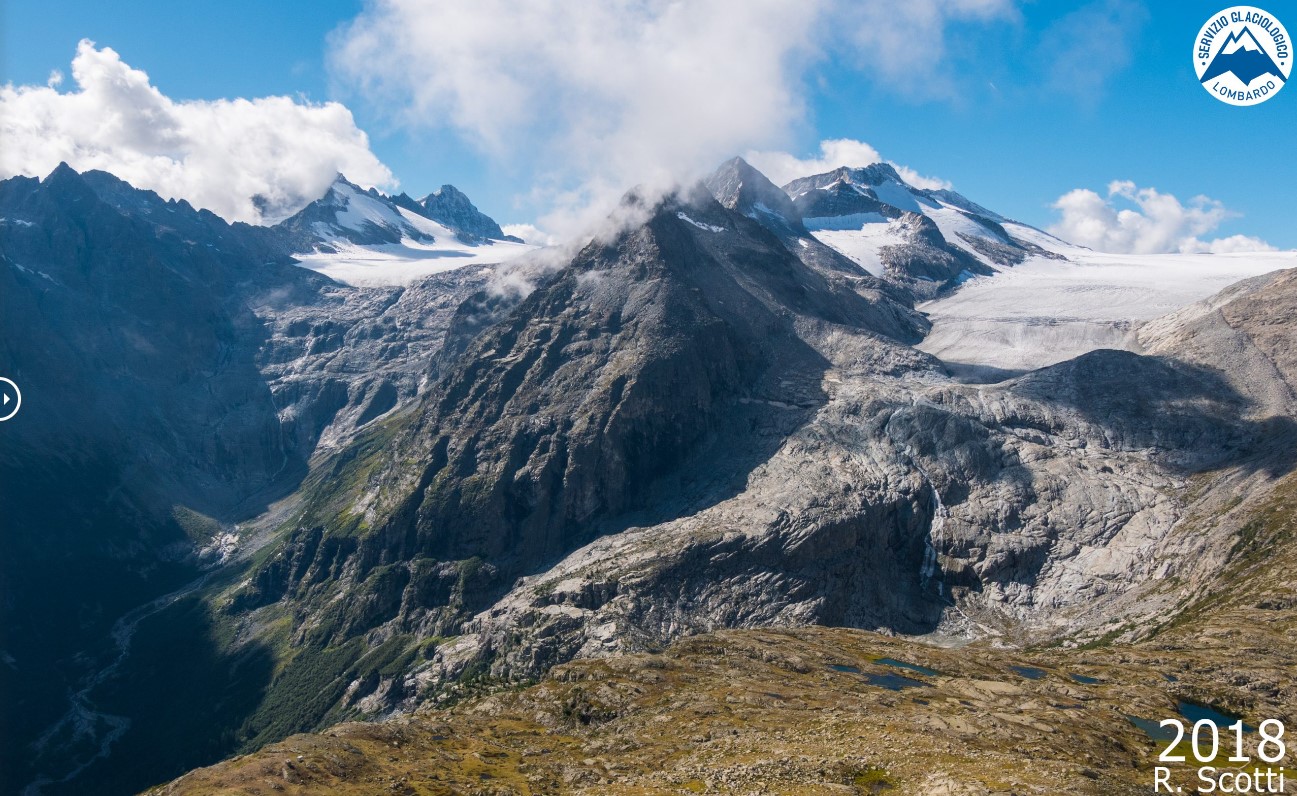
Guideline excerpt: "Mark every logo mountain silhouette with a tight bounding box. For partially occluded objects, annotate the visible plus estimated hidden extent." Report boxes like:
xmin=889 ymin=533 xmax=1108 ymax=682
xmin=1200 ymin=26 xmax=1287 ymax=86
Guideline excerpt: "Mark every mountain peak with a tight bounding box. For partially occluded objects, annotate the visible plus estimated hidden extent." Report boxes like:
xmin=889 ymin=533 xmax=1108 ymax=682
xmin=427 ymin=184 xmax=467 ymax=201
xmin=703 ymin=156 xmax=804 ymax=236
xmin=418 ymin=183 xmax=518 ymax=242
xmin=44 ymin=161 xmax=84 ymax=185
xmin=34 ymin=162 xmax=107 ymax=211
xmin=837 ymin=162 xmax=905 ymax=188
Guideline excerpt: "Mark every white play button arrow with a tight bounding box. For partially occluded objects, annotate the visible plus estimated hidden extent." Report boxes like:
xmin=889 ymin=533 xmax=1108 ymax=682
xmin=0 ymin=377 xmax=20 ymax=421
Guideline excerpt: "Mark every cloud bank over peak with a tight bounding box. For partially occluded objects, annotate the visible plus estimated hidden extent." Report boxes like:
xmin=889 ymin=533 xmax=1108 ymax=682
xmin=745 ymin=138 xmax=952 ymax=190
xmin=329 ymin=0 xmax=1013 ymax=236
xmin=333 ymin=0 xmax=820 ymax=235
xmin=1049 ymin=180 xmax=1276 ymax=255
xmin=0 ymin=40 xmax=393 ymax=224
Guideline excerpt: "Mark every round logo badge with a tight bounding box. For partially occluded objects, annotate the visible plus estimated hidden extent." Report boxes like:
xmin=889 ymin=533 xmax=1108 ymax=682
xmin=1195 ymin=6 xmax=1291 ymax=105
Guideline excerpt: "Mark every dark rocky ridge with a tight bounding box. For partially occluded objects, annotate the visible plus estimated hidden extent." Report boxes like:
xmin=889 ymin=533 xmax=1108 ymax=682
xmin=417 ymin=184 xmax=523 ymax=243
xmin=0 ymin=164 xmax=302 ymax=515
xmin=1 ymin=164 xmax=308 ymax=794
xmin=0 ymin=165 xmax=513 ymax=795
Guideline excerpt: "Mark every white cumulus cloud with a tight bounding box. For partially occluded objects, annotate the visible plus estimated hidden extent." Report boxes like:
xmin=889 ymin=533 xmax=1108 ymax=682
xmin=745 ymin=138 xmax=951 ymax=190
xmin=333 ymin=0 xmax=819 ymax=235
xmin=1048 ymin=180 xmax=1275 ymax=254
xmin=329 ymin=0 xmax=1011 ymax=236
xmin=0 ymin=40 xmax=394 ymax=224
xmin=500 ymin=223 xmax=558 ymax=247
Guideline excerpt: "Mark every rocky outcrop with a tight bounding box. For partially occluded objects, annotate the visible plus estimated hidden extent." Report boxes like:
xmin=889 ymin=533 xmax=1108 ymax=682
xmin=227 ymin=193 xmax=1295 ymax=721
xmin=247 ymin=264 xmax=493 ymax=458
xmin=780 ymin=163 xmax=1059 ymax=294
xmin=705 ymin=156 xmax=806 ymax=238
xmin=397 ymin=273 xmax=1297 ymax=691
xmin=417 ymin=184 xmax=522 ymax=243
xmin=240 ymin=189 xmax=936 ymax=645
xmin=1138 ymin=268 xmax=1297 ymax=417
xmin=0 ymin=165 xmax=507 ymax=793
xmin=877 ymin=211 xmax=992 ymax=296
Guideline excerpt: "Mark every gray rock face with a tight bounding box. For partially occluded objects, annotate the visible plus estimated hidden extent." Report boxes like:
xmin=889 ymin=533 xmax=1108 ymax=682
xmin=1138 ymin=269 xmax=1297 ymax=415
xmin=226 ymin=183 xmax=1295 ymax=722
xmin=247 ymin=265 xmax=493 ymax=459
xmin=705 ymin=157 xmax=806 ymax=237
xmin=239 ymin=189 xmax=933 ymax=635
xmin=779 ymin=163 xmax=1059 ymax=294
xmin=0 ymin=165 xmax=500 ymax=791
xmin=418 ymin=280 xmax=1295 ymax=687
xmin=418 ymin=184 xmax=522 ymax=243
xmin=877 ymin=212 xmax=992 ymax=298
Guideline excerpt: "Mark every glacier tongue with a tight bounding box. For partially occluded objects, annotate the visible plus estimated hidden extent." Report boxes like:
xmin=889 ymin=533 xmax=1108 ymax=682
xmin=915 ymin=241 xmax=1297 ymax=379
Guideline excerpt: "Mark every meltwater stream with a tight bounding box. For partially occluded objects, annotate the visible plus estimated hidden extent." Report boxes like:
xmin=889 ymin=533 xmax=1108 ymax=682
xmin=20 ymin=570 xmax=218 ymax=796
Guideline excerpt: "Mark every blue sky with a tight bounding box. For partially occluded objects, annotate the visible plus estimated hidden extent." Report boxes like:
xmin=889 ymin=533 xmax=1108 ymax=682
xmin=3 ymin=0 xmax=1295 ymax=248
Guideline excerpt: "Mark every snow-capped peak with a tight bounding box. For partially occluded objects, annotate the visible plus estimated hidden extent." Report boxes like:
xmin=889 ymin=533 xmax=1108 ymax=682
xmin=273 ymin=175 xmax=534 ymax=286
xmin=323 ymin=178 xmax=429 ymax=241
xmin=1222 ymin=26 xmax=1266 ymax=55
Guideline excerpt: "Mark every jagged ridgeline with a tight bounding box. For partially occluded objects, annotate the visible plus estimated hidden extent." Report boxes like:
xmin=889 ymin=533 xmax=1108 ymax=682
xmin=234 ymin=184 xmax=931 ymax=645
xmin=5 ymin=155 xmax=1296 ymax=796
xmin=0 ymin=164 xmax=525 ymax=795
xmin=223 ymin=164 xmax=1296 ymax=738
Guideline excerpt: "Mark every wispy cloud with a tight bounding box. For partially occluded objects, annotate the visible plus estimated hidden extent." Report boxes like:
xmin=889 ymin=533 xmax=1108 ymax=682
xmin=1036 ymin=0 xmax=1149 ymax=103
xmin=834 ymin=0 xmax=1019 ymax=98
xmin=329 ymin=0 xmax=1021 ymax=236
xmin=1049 ymin=180 xmax=1275 ymax=254
xmin=332 ymin=0 xmax=822 ymax=235
xmin=0 ymin=40 xmax=393 ymax=224
xmin=500 ymin=223 xmax=557 ymax=246
xmin=745 ymin=138 xmax=951 ymax=190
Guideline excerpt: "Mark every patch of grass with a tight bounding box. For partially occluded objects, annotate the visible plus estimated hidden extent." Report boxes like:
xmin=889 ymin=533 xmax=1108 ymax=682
xmin=296 ymin=414 xmax=408 ymax=538
xmin=849 ymin=765 xmax=895 ymax=793
xmin=1150 ymin=471 xmax=1297 ymax=640
xmin=1075 ymin=622 xmax=1136 ymax=651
